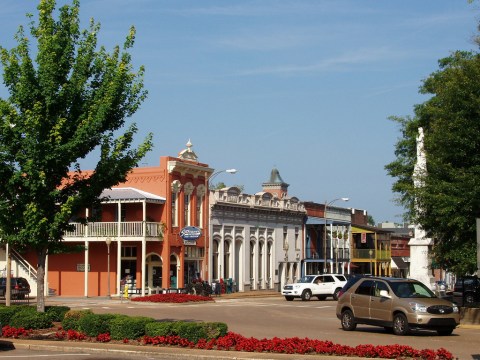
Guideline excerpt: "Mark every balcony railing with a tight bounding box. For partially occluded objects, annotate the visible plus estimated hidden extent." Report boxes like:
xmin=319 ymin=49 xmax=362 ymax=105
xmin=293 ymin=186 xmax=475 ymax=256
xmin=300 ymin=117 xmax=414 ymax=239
xmin=352 ymin=249 xmax=391 ymax=260
xmin=64 ymin=221 xmax=164 ymax=239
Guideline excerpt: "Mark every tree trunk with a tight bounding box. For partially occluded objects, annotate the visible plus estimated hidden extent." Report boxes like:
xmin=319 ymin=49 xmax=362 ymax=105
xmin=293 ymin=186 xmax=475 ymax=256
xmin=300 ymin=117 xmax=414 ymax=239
xmin=36 ymin=248 xmax=47 ymax=312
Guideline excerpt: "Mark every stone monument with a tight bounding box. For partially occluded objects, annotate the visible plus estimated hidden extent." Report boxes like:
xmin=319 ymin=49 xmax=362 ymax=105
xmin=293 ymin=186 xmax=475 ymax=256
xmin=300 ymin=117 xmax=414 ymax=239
xmin=408 ymin=127 xmax=435 ymax=288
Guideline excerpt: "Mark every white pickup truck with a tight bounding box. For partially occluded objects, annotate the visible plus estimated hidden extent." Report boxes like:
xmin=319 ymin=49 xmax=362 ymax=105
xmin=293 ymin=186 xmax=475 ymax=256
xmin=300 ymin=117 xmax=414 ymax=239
xmin=282 ymin=274 xmax=347 ymax=301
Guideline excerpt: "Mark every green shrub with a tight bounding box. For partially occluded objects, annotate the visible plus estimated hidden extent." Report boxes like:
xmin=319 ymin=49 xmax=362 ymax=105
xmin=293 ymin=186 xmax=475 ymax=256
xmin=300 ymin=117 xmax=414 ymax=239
xmin=9 ymin=311 xmax=53 ymax=330
xmin=0 ymin=306 xmax=21 ymax=326
xmin=45 ymin=306 xmax=70 ymax=322
xmin=145 ymin=321 xmax=175 ymax=337
xmin=61 ymin=309 xmax=93 ymax=331
xmin=78 ymin=313 xmax=119 ymax=337
xmin=109 ymin=316 xmax=155 ymax=340
xmin=146 ymin=320 xmax=226 ymax=343
xmin=174 ymin=322 xmax=207 ymax=344
xmin=201 ymin=322 xmax=228 ymax=339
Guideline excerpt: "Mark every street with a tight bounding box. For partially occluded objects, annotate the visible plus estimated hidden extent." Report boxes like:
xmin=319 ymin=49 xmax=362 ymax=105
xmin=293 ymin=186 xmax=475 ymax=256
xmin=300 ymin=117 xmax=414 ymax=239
xmin=1 ymin=295 xmax=480 ymax=359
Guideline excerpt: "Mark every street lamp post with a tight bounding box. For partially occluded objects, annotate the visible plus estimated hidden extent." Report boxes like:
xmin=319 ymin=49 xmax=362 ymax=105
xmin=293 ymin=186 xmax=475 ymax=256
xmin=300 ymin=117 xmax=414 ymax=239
xmin=323 ymin=197 xmax=349 ymax=274
xmin=208 ymin=169 xmax=237 ymax=188
xmin=105 ymin=237 xmax=112 ymax=299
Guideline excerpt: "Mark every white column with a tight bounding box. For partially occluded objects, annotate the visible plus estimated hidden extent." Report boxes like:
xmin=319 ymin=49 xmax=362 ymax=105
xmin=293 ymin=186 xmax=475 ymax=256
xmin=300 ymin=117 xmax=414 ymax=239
xmin=44 ymin=254 xmax=49 ymax=297
xmin=219 ymin=227 xmax=225 ymax=279
xmin=117 ymin=239 xmax=121 ymax=296
xmin=142 ymin=200 xmax=147 ymax=296
xmin=84 ymin=240 xmax=89 ymax=297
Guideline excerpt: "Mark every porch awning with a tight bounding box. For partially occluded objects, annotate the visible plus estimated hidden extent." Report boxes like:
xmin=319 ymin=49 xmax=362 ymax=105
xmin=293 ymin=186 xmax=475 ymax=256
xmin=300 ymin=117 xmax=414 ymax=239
xmin=391 ymin=257 xmax=409 ymax=269
xmin=101 ymin=187 xmax=166 ymax=204
xmin=306 ymin=217 xmax=350 ymax=226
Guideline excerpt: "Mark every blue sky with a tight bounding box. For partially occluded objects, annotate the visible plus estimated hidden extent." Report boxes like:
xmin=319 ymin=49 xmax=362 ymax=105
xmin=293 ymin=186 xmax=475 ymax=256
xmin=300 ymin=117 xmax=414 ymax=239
xmin=0 ymin=1 xmax=478 ymax=223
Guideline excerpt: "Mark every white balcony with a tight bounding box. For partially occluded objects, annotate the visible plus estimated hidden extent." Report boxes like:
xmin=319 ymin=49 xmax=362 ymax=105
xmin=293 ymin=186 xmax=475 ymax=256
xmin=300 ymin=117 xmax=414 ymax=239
xmin=64 ymin=221 xmax=164 ymax=241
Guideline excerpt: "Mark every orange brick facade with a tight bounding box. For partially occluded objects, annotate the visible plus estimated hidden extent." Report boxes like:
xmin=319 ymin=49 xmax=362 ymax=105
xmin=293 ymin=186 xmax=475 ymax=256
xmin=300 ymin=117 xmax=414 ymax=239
xmin=28 ymin=146 xmax=214 ymax=297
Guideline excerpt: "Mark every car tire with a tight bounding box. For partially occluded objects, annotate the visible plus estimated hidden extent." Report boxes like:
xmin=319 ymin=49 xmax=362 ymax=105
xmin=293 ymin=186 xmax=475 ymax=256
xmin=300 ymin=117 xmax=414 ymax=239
xmin=285 ymin=296 xmax=294 ymax=301
xmin=393 ymin=313 xmax=409 ymax=336
xmin=465 ymin=293 xmax=475 ymax=304
xmin=333 ymin=288 xmax=341 ymax=300
xmin=341 ymin=310 xmax=356 ymax=331
xmin=437 ymin=328 xmax=454 ymax=336
xmin=301 ymin=289 xmax=312 ymax=301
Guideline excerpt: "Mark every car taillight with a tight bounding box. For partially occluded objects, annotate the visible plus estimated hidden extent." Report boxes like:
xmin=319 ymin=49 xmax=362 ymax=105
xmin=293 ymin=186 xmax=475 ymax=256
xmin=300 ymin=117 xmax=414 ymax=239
xmin=338 ymin=290 xmax=345 ymax=298
xmin=14 ymin=284 xmax=19 ymax=290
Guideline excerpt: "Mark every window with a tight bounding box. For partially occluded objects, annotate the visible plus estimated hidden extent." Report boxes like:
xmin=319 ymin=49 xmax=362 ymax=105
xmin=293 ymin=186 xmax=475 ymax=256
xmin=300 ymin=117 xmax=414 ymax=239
xmin=374 ymin=281 xmax=389 ymax=297
xmin=196 ymin=195 xmax=203 ymax=227
xmin=115 ymin=204 xmax=126 ymax=222
xmin=184 ymin=194 xmax=190 ymax=226
xmin=295 ymin=227 xmax=299 ymax=250
xmin=171 ymin=193 xmax=178 ymax=227
xmin=121 ymin=246 xmax=137 ymax=258
xmin=356 ymin=280 xmax=374 ymax=296
xmin=283 ymin=226 xmax=288 ymax=250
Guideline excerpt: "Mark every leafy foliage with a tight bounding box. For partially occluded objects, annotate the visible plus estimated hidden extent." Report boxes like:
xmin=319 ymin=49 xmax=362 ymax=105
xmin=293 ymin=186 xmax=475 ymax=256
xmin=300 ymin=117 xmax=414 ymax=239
xmin=386 ymin=51 xmax=480 ymax=274
xmin=0 ymin=0 xmax=152 ymax=311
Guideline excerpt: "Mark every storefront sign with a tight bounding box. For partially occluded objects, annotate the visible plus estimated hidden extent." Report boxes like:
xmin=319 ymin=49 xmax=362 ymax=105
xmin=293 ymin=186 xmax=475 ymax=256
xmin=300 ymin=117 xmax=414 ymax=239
xmin=180 ymin=226 xmax=202 ymax=245
xmin=76 ymin=264 xmax=90 ymax=272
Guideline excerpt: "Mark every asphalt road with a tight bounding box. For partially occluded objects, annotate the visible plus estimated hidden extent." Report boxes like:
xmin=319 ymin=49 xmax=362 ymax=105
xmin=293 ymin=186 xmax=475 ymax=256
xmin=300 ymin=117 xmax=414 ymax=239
xmin=38 ymin=295 xmax=480 ymax=359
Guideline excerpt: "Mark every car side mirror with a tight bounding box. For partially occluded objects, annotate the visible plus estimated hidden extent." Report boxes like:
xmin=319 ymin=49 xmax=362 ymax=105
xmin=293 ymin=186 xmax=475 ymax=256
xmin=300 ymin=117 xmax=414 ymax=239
xmin=379 ymin=290 xmax=391 ymax=298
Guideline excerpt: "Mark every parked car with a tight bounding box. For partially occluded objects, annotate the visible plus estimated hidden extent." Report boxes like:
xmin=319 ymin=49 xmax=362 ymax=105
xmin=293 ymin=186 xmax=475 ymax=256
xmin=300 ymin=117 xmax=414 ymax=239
xmin=282 ymin=274 xmax=347 ymax=301
xmin=0 ymin=277 xmax=31 ymax=299
xmin=337 ymin=274 xmax=372 ymax=299
xmin=453 ymin=276 xmax=480 ymax=306
xmin=336 ymin=276 xmax=460 ymax=336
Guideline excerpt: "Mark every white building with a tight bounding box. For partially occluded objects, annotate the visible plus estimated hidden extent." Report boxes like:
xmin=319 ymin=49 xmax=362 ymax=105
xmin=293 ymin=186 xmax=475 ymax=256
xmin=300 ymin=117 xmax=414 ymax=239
xmin=208 ymin=168 xmax=306 ymax=292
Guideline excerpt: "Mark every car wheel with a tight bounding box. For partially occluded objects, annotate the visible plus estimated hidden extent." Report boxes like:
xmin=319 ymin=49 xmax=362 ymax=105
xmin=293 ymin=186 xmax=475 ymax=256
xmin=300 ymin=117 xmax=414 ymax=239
xmin=465 ymin=293 xmax=475 ymax=304
xmin=333 ymin=288 xmax=341 ymax=301
xmin=285 ymin=296 xmax=294 ymax=301
xmin=437 ymin=328 xmax=454 ymax=336
xmin=301 ymin=289 xmax=312 ymax=301
xmin=393 ymin=313 xmax=409 ymax=336
xmin=341 ymin=310 xmax=356 ymax=331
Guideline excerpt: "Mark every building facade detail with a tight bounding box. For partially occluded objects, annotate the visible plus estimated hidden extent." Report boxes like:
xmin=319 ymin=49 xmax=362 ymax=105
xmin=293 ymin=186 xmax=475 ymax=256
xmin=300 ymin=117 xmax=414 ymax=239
xmin=209 ymin=170 xmax=305 ymax=292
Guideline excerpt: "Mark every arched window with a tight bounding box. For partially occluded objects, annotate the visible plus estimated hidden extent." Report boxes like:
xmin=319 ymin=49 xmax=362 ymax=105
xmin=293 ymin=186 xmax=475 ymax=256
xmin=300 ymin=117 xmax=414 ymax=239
xmin=250 ymin=241 xmax=255 ymax=283
xmin=212 ymin=240 xmax=219 ymax=280
xmin=224 ymin=240 xmax=231 ymax=279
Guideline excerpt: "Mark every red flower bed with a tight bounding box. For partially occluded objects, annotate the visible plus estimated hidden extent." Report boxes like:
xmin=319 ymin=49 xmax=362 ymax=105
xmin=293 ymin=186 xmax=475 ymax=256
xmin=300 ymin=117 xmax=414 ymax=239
xmin=131 ymin=293 xmax=214 ymax=303
xmin=141 ymin=332 xmax=454 ymax=359
xmin=2 ymin=326 xmax=455 ymax=359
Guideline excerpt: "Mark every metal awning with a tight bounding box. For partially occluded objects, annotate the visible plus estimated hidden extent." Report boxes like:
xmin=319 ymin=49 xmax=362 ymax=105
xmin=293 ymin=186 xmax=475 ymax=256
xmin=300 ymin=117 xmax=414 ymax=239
xmin=100 ymin=187 xmax=166 ymax=204
xmin=391 ymin=256 xmax=409 ymax=269
xmin=306 ymin=217 xmax=350 ymax=226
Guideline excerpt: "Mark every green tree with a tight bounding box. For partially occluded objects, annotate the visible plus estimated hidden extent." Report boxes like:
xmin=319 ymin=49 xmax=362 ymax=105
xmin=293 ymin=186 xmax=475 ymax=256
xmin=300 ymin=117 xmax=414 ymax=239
xmin=0 ymin=0 xmax=153 ymax=311
xmin=385 ymin=51 xmax=480 ymax=275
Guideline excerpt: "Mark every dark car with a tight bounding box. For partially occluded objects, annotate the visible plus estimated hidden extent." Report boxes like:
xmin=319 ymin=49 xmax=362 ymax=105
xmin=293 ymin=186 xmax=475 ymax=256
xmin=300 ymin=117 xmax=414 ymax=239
xmin=0 ymin=277 xmax=31 ymax=299
xmin=453 ymin=276 xmax=480 ymax=306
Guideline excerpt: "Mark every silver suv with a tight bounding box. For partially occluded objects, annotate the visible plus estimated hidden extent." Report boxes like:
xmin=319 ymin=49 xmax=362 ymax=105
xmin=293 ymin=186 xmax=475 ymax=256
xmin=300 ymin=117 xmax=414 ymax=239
xmin=336 ymin=277 xmax=460 ymax=336
xmin=282 ymin=274 xmax=347 ymax=301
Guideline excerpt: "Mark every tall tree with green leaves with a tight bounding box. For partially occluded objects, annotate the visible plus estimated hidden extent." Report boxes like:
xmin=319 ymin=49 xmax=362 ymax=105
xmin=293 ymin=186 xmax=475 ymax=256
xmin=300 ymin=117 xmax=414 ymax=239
xmin=0 ymin=0 xmax=153 ymax=311
xmin=386 ymin=50 xmax=480 ymax=275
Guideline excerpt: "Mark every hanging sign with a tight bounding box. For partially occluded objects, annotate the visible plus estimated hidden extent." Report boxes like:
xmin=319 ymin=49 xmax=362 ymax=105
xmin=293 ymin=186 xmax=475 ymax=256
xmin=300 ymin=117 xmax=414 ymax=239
xmin=180 ymin=226 xmax=202 ymax=245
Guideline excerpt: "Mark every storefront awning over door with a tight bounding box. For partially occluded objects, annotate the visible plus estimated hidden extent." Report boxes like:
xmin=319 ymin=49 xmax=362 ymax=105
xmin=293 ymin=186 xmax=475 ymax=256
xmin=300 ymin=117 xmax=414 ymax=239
xmin=391 ymin=256 xmax=409 ymax=269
